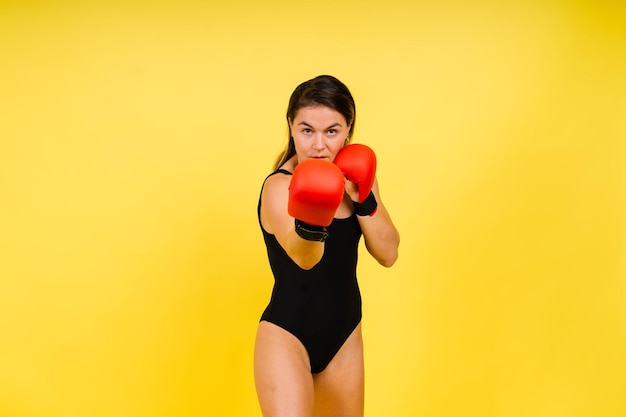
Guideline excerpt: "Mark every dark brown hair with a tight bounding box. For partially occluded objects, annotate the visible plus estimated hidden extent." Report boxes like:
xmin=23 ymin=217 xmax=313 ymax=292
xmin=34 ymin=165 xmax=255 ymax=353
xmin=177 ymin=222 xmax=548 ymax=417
xmin=273 ymin=75 xmax=356 ymax=170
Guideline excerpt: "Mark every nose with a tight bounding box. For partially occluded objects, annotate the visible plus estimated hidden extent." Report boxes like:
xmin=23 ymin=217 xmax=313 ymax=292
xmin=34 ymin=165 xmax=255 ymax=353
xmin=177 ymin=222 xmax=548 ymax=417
xmin=313 ymin=133 xmax=325 ymax=150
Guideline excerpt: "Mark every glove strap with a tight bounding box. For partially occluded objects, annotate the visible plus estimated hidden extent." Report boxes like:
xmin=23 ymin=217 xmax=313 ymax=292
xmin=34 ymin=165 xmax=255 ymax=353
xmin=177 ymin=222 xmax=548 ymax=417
xmin=294 ymin=219 xmax=329 ymax=242
xmin=353 ymin=191 xmax=378 ymax=217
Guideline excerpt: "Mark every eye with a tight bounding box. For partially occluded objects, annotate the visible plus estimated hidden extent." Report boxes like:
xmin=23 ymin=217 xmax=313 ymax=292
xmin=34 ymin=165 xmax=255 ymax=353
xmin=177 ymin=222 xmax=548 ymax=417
xmin=302 ymin=128 xmax=312 ymax=134
xmin=327 ymin=129 xmax=337 ymax=135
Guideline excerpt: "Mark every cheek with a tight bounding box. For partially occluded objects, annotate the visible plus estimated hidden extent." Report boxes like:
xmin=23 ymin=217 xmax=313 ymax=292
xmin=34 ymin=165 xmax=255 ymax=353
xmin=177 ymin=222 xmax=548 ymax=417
xmin=293 ymin=137 xmax=310 ymax=154
xmin=333 ymin=141 xmax=345 ymax=152
xmin=330 ymin=145 xmax=343 ymax=160
xmin=293 ymin=135 xmax=306 ymax=146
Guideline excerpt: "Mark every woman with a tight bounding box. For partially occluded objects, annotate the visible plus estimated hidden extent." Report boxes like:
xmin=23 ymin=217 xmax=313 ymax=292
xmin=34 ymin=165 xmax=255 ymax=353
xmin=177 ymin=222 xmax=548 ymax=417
xmin=254 ymin=75 xmax=400 ymax=417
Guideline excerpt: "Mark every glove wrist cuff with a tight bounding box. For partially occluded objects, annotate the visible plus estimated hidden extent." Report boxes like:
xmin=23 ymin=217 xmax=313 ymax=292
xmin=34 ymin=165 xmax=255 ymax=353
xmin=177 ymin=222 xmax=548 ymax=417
xmin=294 ymin=219 xmax=329 ymax=242
xmin=353 ymin=191 xmax=378 ymax=217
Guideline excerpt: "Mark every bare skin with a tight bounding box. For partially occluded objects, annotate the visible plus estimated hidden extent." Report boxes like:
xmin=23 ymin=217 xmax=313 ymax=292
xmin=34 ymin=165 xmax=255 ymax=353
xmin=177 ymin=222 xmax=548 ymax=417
xmin=254 ymin=321 xmax=364 ymax=417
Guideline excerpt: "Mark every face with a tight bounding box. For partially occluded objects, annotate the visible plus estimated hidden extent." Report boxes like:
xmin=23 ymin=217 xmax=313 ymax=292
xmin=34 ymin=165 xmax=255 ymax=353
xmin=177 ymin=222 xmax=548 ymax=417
xmin=289 ymin=105 xmax=351 ymax=164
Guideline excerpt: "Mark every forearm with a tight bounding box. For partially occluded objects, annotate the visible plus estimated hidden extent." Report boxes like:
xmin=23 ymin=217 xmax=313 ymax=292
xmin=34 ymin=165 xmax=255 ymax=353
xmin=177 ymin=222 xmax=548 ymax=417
xmin=359 ymin=206 xmax=399 ymax=267
xmin=346 ymin=178 xmax=400 ymax=267
xmin=285 ymin=228 xmax=325 ymax=270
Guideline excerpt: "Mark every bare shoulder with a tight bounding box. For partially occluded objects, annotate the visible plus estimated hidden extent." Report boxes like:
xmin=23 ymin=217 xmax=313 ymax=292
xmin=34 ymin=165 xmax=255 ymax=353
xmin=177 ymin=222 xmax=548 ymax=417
xmin=262 ymin=159 xmax=295 ymax=199
xmin=260 ymin=171 xmax=291 ymax=234
xmin=262 ymin=171 xmax=291 ymax=198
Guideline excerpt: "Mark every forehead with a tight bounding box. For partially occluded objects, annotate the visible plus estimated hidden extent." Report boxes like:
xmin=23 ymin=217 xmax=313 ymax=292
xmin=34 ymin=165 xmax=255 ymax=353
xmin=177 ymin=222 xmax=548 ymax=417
xmin=293 ymin=105 xmax=347 ymax=125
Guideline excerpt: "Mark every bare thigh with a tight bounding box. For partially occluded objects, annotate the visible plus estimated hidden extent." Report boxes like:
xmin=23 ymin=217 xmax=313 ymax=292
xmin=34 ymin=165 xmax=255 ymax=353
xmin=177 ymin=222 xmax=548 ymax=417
xmin=254 ymin=321 xmax=314 ymax=417
xmin=312 ymin=323 xmax=364 ymax=417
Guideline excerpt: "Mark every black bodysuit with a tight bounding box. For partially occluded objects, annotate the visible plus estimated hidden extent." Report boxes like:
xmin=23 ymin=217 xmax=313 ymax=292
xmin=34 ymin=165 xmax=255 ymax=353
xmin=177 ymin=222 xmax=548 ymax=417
xmin=258 ymin=169 xmax=363 ymax=374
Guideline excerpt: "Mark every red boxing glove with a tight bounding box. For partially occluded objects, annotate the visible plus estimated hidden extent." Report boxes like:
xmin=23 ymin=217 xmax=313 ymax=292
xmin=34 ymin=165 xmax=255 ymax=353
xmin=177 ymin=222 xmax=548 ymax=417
xmin=288 ymin=159 xmax=345 ymax=228
xmin=334 ymin=144 xmax=376 ymax=203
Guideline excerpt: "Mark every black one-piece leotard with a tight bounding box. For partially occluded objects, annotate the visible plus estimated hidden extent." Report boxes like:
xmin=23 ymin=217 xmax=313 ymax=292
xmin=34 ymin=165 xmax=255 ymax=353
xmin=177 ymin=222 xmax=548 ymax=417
xmin=257 ymin=169 xmax=363 ymax=374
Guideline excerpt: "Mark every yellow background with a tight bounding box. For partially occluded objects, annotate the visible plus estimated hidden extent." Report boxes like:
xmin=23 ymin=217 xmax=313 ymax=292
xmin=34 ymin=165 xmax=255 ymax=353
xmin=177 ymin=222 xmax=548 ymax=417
xmin=1 ymin=1 xmax=625 ymax=416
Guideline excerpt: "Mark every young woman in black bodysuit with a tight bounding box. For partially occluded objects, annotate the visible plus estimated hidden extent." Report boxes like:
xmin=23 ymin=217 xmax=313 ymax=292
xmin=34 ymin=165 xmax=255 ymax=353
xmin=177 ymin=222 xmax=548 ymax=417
xmin=254 ymin=75 xmax=400 ymax=417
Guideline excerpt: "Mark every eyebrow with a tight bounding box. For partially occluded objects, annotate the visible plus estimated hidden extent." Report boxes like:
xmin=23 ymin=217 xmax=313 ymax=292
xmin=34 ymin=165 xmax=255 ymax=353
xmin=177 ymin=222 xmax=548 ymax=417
xmin=298 ymin=121 xmax=343 ymax=129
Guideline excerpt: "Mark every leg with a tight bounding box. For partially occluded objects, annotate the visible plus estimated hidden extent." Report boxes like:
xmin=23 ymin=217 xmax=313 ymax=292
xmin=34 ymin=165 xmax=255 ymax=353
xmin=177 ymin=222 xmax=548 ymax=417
xmin=254 ymin=321 xmax=315 ymax=417
xmin=312 ymin=323 xmax=365 ymax=417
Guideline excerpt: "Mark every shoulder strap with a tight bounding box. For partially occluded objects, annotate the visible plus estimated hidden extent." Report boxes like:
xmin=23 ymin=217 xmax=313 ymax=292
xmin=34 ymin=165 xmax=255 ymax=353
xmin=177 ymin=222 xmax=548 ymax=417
xmin=274 ymin=168 xmax=292 ymax=176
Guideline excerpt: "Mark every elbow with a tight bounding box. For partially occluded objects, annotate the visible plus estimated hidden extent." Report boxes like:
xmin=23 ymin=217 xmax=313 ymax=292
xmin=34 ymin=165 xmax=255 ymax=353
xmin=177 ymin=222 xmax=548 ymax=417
xmin=369 ymin=235 xmax=399 ymax=268
xmin=293 ymin=250 xmax=324 ymax=270
xmin=379 ymin=251 xmax=398 ymax=268
xmin=297 ymin=259 xmax=320 ymax=270
xmin=374 ymin=244 xmax=399 ymax=267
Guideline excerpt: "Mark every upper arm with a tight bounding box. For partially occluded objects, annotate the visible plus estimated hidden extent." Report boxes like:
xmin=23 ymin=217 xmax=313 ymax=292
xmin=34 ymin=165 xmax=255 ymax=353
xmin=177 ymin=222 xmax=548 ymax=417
xmin=260 ymin=174 xmax=324 ymax=269
xmin=260 ymin=174 xmax=293 ymax=239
